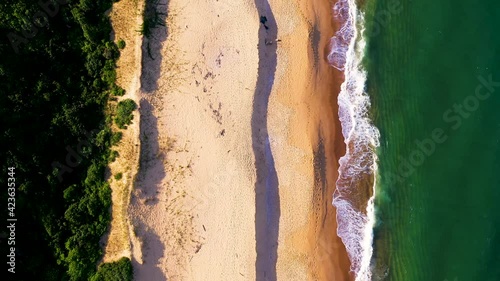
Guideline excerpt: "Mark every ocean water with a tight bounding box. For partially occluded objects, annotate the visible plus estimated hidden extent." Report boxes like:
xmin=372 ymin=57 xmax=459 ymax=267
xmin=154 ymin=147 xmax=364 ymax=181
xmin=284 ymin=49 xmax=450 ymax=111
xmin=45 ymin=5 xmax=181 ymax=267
xmin=362 ymin=0 xmax=500 ymax=280
xmin=330 ymin=0 xmax=500 ymax=280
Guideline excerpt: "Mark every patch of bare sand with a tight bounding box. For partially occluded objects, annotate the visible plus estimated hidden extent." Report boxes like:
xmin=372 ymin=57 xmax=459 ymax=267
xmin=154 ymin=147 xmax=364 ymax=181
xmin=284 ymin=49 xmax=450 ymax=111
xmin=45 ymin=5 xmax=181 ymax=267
xmin=268 ymin=1 xmax=352 ymax=280
xmin=127 ymin=0 xmax=352 ymax=280
xmin=129 ymin=0 xmax=258 ymax=280
xmin=100 ymin=0 xmax=144 ymax=263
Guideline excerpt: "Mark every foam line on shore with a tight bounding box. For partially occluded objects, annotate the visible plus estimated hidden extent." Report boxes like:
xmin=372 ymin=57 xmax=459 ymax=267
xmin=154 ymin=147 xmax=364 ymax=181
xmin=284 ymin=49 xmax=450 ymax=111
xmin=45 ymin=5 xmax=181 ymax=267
xmin=329 ymin=0 xmax=380 ymax=280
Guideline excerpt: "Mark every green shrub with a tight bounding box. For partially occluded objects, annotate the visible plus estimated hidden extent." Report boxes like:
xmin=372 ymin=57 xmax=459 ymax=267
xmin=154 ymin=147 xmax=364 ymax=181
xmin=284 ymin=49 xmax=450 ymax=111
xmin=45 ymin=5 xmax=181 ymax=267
xmin=90 ymin=257 xmax=133 ymax=281
xmin=115 ymin=99 xmax=136 ymax=129
xmin=65 ymin=161 xmax=112 ymax=280
xmin=95 ymin=128 xmax=112 ymax=148
xmin=111 ymin=131 xmax=123 ymax=145
xmin=117 ymin=39 xmax=126 ymax=49
xmin=101 ymin=60 xmax=117 ymax=87
xmin=114 ymin=173 xmax=123 ymax=180
xmin=63 ymin=185 xmax=80 ymax=202
xmin=103 ymin=41 xmax=120 ymax=60
xmin=109 ymin=150 xmax=119 ymax=162
xmin=111 ymin=85 xmax=126 ymax=96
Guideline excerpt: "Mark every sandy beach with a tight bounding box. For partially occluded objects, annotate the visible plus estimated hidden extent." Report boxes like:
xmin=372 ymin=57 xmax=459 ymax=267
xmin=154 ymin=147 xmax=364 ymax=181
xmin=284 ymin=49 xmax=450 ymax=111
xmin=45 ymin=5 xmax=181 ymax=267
xmin=106 ymin=0 xmax=353 ymax=280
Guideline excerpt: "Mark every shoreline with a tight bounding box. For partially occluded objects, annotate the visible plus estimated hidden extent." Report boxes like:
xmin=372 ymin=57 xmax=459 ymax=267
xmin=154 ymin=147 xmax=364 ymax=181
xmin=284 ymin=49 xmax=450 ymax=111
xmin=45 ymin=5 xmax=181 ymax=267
xmin=306 ymin=0 xmax=353 ymax=280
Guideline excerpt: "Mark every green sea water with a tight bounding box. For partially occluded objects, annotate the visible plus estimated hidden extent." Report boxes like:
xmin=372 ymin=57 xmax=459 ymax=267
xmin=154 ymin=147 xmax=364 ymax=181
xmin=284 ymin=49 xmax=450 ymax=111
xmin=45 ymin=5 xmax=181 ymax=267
xmin=364 ymin=0 xmax=500 ymax=280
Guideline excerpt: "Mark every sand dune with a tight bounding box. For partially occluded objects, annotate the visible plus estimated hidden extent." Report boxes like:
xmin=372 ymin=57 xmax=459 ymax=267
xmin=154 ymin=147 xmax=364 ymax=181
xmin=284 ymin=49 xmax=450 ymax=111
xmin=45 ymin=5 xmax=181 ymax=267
xmin=101 ymin=0 xmax=144 ymax=264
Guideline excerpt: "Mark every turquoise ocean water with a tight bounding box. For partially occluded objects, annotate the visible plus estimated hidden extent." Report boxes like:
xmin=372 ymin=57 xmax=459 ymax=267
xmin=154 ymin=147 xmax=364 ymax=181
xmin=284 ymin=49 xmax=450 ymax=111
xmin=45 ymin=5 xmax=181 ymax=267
xmin=363 ymin=0 xmax=500 ymax=280
xmin=330 ymin=0 xmax=500 ymax=280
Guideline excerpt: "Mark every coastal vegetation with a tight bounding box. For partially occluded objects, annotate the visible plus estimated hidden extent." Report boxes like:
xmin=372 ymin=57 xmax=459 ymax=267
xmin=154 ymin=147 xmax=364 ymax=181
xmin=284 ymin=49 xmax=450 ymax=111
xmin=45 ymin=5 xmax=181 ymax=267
xmin=0 ymin=0 xmax=134 ymax=280
xmin=111 ymin=131 xmax=123 ymax=145
xmin=115 ymin=99 xmax=137 ymax=129
xmin=90 ymin=257 xmax=133 ymax=281
xmin=117 ymin=39 xmax=126 ymax=50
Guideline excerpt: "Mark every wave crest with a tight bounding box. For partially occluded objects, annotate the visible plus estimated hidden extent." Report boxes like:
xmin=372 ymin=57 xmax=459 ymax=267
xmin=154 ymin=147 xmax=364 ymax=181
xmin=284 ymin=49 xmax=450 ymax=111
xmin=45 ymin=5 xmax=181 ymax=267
xmin=329 ymin=1 xmax=380 ymax=280
xmin=328 ymin=0 xmax=353 ymax=71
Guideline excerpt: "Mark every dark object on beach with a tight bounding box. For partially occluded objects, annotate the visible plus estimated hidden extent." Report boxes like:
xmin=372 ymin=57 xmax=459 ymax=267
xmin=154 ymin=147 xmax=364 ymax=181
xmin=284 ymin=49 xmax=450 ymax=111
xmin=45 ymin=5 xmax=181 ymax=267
xmin=260 ymin=16 xmax=269 ymax=30
xmin=265 ymin=39 xmax=281 ymax=46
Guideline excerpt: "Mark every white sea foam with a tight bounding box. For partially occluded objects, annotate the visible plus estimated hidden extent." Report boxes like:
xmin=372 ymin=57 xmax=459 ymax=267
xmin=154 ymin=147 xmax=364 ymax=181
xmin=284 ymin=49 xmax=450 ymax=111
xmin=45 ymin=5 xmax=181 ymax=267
xmin=329 ymin=0 xmax=380 ymax=280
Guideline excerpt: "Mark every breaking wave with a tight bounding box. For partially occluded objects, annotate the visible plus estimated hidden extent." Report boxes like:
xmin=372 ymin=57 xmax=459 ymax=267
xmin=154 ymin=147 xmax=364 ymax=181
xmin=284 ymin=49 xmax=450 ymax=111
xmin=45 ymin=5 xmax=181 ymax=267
xmin=329 ymin=0 xmax=380 ymax=280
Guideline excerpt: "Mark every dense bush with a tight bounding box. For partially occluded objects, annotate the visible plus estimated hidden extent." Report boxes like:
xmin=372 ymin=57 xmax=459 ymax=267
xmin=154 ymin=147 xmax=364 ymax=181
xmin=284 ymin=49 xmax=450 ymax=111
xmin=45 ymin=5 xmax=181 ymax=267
xmin=109 ymin=150 xmax=120 ymax=162
xmin=115 ymin=99 xmax=137 ymax=129
xmin=0 ymin=0 xmax=132 ymax=280
xmin=111 ymin=131 xmax=123 ymax=145
xmin=117 ymin=39 xmax=126 ymax=49
xmin=111 ymin=85 xmax=126 ymax=96
xmin=90 ymin=257 xmax=133 ymax=281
